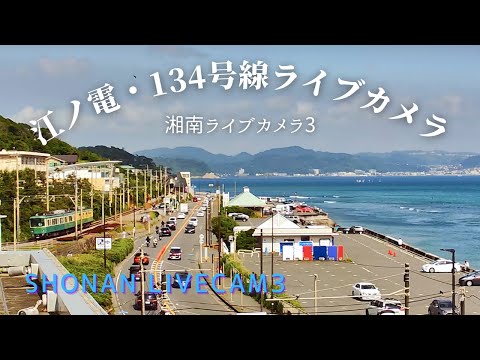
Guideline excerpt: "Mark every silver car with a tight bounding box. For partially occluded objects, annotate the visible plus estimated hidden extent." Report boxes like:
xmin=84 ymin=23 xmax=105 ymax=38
xmin=428 ymin=298 xmax=457 ymax=315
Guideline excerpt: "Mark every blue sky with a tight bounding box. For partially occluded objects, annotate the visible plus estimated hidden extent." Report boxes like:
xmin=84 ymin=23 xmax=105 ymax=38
xmin=1 ymin=45 xmax=479 ymax=155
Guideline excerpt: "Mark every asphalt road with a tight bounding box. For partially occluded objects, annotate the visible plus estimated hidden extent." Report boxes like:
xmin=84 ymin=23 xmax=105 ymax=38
xmin=240 ymin=232 xmax=480 ymax=315
xmin=115 ymin=199 xmax=234 ymax=315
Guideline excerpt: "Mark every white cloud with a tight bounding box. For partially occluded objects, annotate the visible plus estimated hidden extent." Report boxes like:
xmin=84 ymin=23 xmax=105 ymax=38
xmin=265 ymin=95 xmax=293 ymax=110
xmin=438 ymin=95 xmax=463 ymax=115
xmin=38 ymin=58 xmax=90 ymax=76
xmin=11 ymin=105 xmax=47 ymax=124
xmin=294 ymin=101 xmax=316 ymax=117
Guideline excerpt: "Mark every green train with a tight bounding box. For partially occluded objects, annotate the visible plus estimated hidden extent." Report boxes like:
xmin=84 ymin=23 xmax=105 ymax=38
xmin=30 ymin=208 xmax=94 ymax=239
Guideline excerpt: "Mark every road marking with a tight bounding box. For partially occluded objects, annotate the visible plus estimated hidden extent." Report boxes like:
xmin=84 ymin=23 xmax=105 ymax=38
xmin=361 ymin=267 xmax=372 ymax=273
xmin=331 ymin=274 xmax=336 ymax=277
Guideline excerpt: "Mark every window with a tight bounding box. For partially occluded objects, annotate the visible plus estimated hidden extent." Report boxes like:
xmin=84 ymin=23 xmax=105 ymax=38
xmin=284 ymin=239 xmax=294 ymax=242
xmin=301 ymin=236 xmax=310 ymax=241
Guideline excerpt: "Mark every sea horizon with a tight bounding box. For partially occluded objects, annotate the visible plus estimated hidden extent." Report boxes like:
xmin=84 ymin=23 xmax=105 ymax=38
xmin=192 ymin=175 xmax=480 ymax=269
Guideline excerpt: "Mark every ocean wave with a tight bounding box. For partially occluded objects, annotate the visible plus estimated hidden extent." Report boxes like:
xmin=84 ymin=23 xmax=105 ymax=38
xmin=333 ymin=195 xmax=340 ymax=198
xmin=324 ymin=201 xmax=337 ymax=204
xmin=290 ymin=195 xmax=310 ymax=199
xmin=399 ymin=206 xmax=408 ymax=209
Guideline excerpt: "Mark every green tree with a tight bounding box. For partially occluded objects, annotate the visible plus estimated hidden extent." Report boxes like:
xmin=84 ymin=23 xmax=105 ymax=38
xmin=236 ymin=229 xmax=257 ymax=250
xmin=211 ymin=215 xmax=237 ymax=242
xmin=225 ymin=206 xmax=254 ymax=217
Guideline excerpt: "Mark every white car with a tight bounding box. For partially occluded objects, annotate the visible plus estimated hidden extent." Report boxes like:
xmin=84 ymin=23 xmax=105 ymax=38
xmin=196 ymin=211 xmax=205 ymax=217
xmin=366 ymin=298 xmax=405 ymax=315
xmin=177 ymin=212 xmax=186 ymax=219
xmin=189 ymin=217 xmax=198 ymax=227
xmin=352 ymin=282 xmax=381 ymax=301
xmin=200 ymin=206 xmax=207 ymax=211
xmin=168 ymin=217 xmax=177 ymax=226
xmin=422 ymin=259 xmax=462 ymax=273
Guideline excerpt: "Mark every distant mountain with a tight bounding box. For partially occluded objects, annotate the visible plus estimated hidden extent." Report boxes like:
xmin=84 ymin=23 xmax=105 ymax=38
xmin=135 ymin=146 xmax=480 ymax=175
xmin=78 ymin=146 xmax=156 ymax=169
xmin=0 ymin=115 xmax=104 ymax=161
xmin=152 ymin=157 xmax=211 ymax=176
xmin=462 ymin=155 xmax=480 ymax=169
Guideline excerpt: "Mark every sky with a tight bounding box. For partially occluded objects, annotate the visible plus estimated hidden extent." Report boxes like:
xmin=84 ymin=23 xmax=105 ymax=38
xmin=1 ymin=45 xmax=479 ymax=155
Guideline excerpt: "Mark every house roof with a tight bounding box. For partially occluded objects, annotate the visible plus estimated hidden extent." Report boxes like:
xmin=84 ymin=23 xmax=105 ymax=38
xmin=55 ymin=155 xmax=79 ymax=163
xmin=48 ymin=156 xmax=67 ymax=163
xmin=228 ymin=191 xmax=267 ymax=208
xmin=257 ymin=213 xmax=300 ymax=230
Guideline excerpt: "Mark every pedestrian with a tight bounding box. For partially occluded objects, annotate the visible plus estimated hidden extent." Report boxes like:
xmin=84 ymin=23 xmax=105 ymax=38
xmin=464 ymin=260 xmax=470 ymax=272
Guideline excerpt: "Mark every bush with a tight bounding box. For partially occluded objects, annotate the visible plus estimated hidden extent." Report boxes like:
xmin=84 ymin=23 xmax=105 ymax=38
xmin=236 ymin=229 xmax=257 ymax=250
xmin=106 ymin=238 xmax=134 ymax=264
xmin=225 ymin=206 xmax=254 ymax=217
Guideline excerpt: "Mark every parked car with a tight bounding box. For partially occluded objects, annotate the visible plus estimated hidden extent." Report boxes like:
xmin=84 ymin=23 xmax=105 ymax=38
xmin=177 ymin=212 xmax=186 ymax=219
xmin=421 ymin=259 xmax=462 ymax=273
xmin=134 ymin=292 xmax=159 ymax=311
xmin=166 ymin=220 xmax=176 ymax=230
xmin=172 ymin=271 xmax=192 ymax=288
xmin=366 ymin=298 xmax=405 ymax=315
xmin=184 ymin=224 xmax=196 ymax=234
xmin=168 ymin=246 xmax=182 ymax=260
xmin=428 ymin=298 xmax=457 ymax=315
xmin=338 ymin=227 xmax=350 ymax=234
xmin=228 ymin=213 xmax=239 ymax=218
xmin=234 ymin=214 xmax=249 ymax=222
xmin=161 ymin=227 xmax=172 ymax=236
xmin=189 ymin=217 xmax=198 ymax=227
xmin=349 ymin=225 xmax=364 ymax=234
xmin=459 ymin=270 xmax=480 ymax=286
xmin=352 ymin=282 xmax=381 ymax=301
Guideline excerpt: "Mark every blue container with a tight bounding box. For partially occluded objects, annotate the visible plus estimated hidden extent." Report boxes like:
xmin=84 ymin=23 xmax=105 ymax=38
xmin=327 ymin=246 xmax=338 ymax=261
xmin=313 ymin=246 xmax=328 ymax=260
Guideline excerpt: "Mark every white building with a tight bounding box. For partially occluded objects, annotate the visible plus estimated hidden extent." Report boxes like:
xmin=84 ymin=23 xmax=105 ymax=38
xmin=0 ymin=149 xmax=50 ymax=172
xmin=252 ymin=213 xmax=337 ymax=253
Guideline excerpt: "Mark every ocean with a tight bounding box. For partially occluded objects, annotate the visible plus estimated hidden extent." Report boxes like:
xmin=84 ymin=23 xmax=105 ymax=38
xmin=192 ymin=176 xmax=480 ymax=269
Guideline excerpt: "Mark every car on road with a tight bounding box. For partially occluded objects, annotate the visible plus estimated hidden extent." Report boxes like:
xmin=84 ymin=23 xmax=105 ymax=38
xmin=196 ymin=211 xmax=205 ymax=217
xmin=459 ymin=270 xmax=480 ymax=286
xmin=352 ymin=282 xmax=381 ymax=301
xmin=168 ymin=246 xmax=182 ymax=260
xmin=161 ymin=227 xmax=172 ymax=236
xmin=168 ymin=217 xmax=177 ymax=225
xmin=172 ymin=271 xmax=192 ymax=289
xmin=129 ymin=265 xmax=143 ymax=282
xmin=349 ymin=225 xmax=364 ymax=234
xmin=366 ymin=298 xmax=405 ymax=315
xmin=189 ymin=217 xmax=198 ymax=227
xmin=166 ymin=220 xmax=176 ymax=230
xmin=177 ymin=212 xmax=186 ymax=219
xmin=421 ymin=259 xmax=462 ymax=273
xmin=133 ymin=252 xmax=149 ymax=266
xmin=428 ymin=298 xmax=457 ymax=315
xmin=184 ymin=224 xmax=196 ymax=234
xmin=134 ymin=292 xmax=159 ymax=311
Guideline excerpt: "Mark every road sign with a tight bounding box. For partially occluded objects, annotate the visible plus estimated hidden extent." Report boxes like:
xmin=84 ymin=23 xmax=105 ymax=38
xmin=228 ymin=235 xmax=234 ymax=242
xmin=199 ymin=234 xmax=205 ymax=244
xmin=96 ymin=237 xmax=112 ymax=250
xmin=299 ymin=241 xmax=313 ymax=247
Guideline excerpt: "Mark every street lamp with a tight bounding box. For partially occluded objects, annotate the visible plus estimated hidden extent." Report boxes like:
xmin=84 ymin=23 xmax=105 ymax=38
xmin=440 ymin=248 xmax=456 ymax=314
xmin=0 ymin=215 xmax=6 ymax=252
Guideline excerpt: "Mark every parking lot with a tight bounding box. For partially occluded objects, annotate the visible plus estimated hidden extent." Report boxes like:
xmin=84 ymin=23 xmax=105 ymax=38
xmin=239 ymin=233 xmax=480 ymax=315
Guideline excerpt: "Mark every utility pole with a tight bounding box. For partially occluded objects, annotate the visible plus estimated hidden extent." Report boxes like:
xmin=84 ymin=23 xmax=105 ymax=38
xmin=80 ymin=188 xmax=83 ymax=231
xmin=144 ymin=169 xmax=147 ymax=205
xmin=90 ymin=166 xmax=94 ymax=210
xmin=135 ymin=170 xmax=139 ymax=209
xmin=459 ymin=287 xmax=465 ymax=315
xmin=260 ymin=229 xmax=264 ymax=312
xmin=149 ymin=169 xmax=153 ymax=202
xmin=217 ymin=185 xmax=221 ymax=280
xmin=46 ymin=161 xmax=49 ymax=211
xmin=271 ymin=211 xmax=274 ymax=300
xmin=13 ymin=198 xmax=16 ymax=252
xmin=15 ymin=151 xmax=20 ymax=247
xmin=102 ymin=192 xmax=106 ymax=269
xmin=114 ymin=189 xmax=117 ymax=220
xmin=74 ymin=167 xmax=78 ymax=241
xmin=404 ymin=263 xmax=410 ymax=315
xmin=126 ymin=169 xmax=130 ymax=209
xmin=314 ymin=274 xmax=318 ymax=315
xmin=120 ymin=190 xmax=123 ymax=230
xmin=140 ymin=248 xmax=146 ymax=315
xmin=440 ymin=248 xmax=456 ymax=314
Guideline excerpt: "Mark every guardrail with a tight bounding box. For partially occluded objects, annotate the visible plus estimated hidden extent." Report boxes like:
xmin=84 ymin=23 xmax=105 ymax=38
xmin=364 ymin=228 xmax=441 ymax=262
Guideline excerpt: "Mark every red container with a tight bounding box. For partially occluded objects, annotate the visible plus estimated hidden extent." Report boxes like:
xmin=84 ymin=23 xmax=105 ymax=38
xmin=303 ymin=246 xmax=313 ymax=261
xmin=337 ymin=245 xmax=344 ymax=261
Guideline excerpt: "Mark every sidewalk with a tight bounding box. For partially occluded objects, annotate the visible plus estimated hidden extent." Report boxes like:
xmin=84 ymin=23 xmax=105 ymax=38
xmin=198 ymin=246 xmax=267 ymax=314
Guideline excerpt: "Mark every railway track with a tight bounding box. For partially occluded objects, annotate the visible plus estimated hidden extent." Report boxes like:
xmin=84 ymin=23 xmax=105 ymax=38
xmin=3 ymin=208 xmax=137 ymax=250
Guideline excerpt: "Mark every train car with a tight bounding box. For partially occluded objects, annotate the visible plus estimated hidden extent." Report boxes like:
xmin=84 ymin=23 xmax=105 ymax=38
xmin=30 ymin=208 xmax=94 ymax=239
